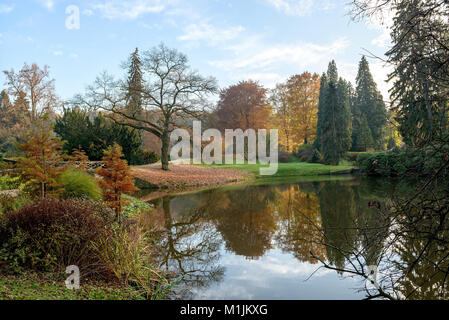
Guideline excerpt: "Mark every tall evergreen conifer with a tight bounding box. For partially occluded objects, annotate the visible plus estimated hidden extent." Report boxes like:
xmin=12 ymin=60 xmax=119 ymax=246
xmin=354 ymin=56 xmax=387 ymax=149
xmin=316 ymin=61 xmax=352 ymax=165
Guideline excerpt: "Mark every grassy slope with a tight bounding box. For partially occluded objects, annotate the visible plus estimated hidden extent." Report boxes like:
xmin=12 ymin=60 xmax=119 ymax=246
xmin=0 ymin=273 xmax=145 ymax=300
xmin=206 ymin=160 xmax=356 ymax=179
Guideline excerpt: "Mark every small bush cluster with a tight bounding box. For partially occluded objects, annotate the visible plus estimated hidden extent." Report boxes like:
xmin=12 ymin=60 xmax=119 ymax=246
xmin=0 ymin=197 xmax=164 ymax=299
xmin=278 ymin=151 xmax=293 ymax=163
xmin=346 ymin=152 xmax=362 ymax=162
xmin=0 ymin=194 xmax=31 ymax=216
xmin=296 ymin=144 xmax=324 ymax=164
xmin=357 ymin=146 xmax=449 ymax=177
xmin=297 ymin=144 xmax=314 ymax=152
xmin=59 ymin=169 xmax=102 ymax=200
xmin=121 ymin=194 xmax=152 ymax=217
xmin=309 ymin=149 xmax=323 ymax=163
xmin=0 ymin=198 xmax=115 ymax=275
xmin=93 ymin=224 xmax=162 ymax=298
xmin=296 ymin=145 xmax=313 ymax=162
xmin=0 ymin=175 xmax=22 ymax=191
xmin=131 ymin=149 xmax=160 ymax=165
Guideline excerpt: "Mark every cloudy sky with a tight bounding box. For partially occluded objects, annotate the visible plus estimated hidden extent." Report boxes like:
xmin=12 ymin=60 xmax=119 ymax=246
xmin=0 ymin=0 xmax=393 ymax=100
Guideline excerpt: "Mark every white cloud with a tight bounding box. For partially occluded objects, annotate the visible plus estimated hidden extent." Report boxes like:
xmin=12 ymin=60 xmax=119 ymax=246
xmin=36 ymin=0 xmax=55 ymax=11
xmin=266 ymin=0 xmax=335 ymax=16
xmin=92 ymin=0 xmax=169 ymax=19
xmin=209 ymin=36 xmax=350 ymax=89
xmin=240 ymin=72 xmax=285 ymax=88
xmin=53 ymin=50 xmax=63 ymax=56
xmin=371 ymin=31 xmax=390 ymax=48
xmin=364 ymin=5 xmax=394 ymax=48
xmin=369 ymin=60 xmax=393 ymax=101
xmin=178 ymin=23 xmax=245 ymax=46
xmin=69 ymin=53 xmax=79 ymax=59
xmin=0 ymin=3 xmax=14 ymax=14
xmin=210 ymin=37 xmax=350 ymax=71
xmin=166 ymin=6 xmax=202 ymax=21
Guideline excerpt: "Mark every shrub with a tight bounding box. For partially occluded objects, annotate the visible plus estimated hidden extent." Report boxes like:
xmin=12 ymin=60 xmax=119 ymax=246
xmin=278 ymin=151 xmax=292 ymax=163
xmin=296 ymin=145 xmax=314 ymax=162
xmin=297 ymin=144 xmax=314 ymax=152
xmin=0 ymin=175 xmax=21 ymax=191
xmin=299 ymin=154 xmax=309 ymax=162
xmin=0 ymin=198 xmax=115 ymax=275
xmin=92 ymin=224 xmax=163 ymax=298
xmin=346 ymin=152 xmax=361 ymax=162
xmin=0 ymin=198 xmax=168 ymax=297
xmin=0 ymin=194 xmax=31 ymax=216
xmin=357 ymin=152 xmax=407 ymax=176
xmin=59 ymin=169 xmax=102 ymax=200
xmin=357 ymin=146 xmax=448 ymax=177
xmin=131 ymin=149 xmax=160 ymax=165
xmin=308 ymin=149 xmax=323 ymax=164
xmin=122 ymin=194 xmax=151 ymax=217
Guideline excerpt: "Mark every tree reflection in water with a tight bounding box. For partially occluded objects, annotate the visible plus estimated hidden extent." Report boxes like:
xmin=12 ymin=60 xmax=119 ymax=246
xmin=273 ymin=184 xmax=326 ymax=264
xmin=154 ymin=196 xmax=224 ymax=294
xmin=149 ymin=177 xmax=449 ymax=300
xmin=310 ymin=179 xmax=449 ymax=300
xmin=207 ymin=185 xmax=277 ymax=259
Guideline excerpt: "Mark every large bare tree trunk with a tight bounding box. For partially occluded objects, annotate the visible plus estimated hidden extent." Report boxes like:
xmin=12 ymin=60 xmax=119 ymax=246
xmin=161 ymin=130 xmax=170 ymax=171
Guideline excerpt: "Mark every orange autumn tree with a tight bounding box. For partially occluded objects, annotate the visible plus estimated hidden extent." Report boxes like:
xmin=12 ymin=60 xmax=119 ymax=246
xmin=215 ymin=80 xmax=271 ymax=131
xmin=70 ymin=146 xmax=89 ymax=171
xmin=97 ymin=143 xmax=138 ymax=218
xmin=18 ymin=119 xmax=65 ymax=198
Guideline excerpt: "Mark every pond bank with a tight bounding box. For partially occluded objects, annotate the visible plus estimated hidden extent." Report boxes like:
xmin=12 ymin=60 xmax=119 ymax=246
xmin=132 ymin=161 xmax=358 ymax=199
xmin=132 ymin=164 xmax=253 ymax=193
xmin=0 ymin=273 xmax=145 ymax=300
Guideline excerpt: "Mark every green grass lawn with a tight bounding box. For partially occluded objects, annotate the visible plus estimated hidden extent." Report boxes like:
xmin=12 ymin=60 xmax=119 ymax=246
xmin=205 ymin=160 xmax=356 ymax=179
xmin=0 ymin=273 xmax=145 ymax=300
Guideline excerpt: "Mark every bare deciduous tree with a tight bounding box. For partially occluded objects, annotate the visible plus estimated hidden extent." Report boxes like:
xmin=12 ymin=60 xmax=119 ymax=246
xmin=75 ymin=44 xmax=218 ymax=170
xmin=3 ymin=63 xmax=57 ymax=122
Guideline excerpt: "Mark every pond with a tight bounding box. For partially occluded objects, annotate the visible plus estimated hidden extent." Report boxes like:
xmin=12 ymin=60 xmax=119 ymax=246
xmin=143 ymin=176 xmax=448 ymax=300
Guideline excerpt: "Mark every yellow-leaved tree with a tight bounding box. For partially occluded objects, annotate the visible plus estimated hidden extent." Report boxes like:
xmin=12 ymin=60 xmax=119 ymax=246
xmin=271 ymin=72 xmax=320 ymax=152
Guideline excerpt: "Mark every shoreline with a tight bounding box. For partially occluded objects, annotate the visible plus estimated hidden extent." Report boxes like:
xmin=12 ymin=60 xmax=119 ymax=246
xmin=132 ymin=163 xmax=359 ymax=201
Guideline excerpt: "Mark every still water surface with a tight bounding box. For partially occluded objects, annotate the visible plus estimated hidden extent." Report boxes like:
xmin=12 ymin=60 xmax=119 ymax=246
xmin=143 ymin=176 xmax=425 ymax=299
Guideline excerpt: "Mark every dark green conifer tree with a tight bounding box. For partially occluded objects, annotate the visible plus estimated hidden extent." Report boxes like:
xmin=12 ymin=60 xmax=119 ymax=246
xmin=314 ymin=73 xmax=328 ymax=151
xmin=126 ymin=48 xmax=143 ymax=116
xmin=354 ymin=56 xmax=387 ymax=149
xmin=125 ymin=48 xmax=144 ymax=145
xmin=386 ymin=0 xmax=448 ymax=147
xmin=354 ymin=116 xmax=374 ymax=151
xmin=316 ymin=61 xmax=352 ymax=165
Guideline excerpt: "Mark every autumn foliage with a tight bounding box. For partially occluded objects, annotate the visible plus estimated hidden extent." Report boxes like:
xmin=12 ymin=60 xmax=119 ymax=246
xmin=70 ymin=146 xmax=89 ymax=171
xmin=213 ymin=76 xmax=320 ymax=154
xmin=17 ymin=121 xmax=65 ymax=198
xmin=97 ymin=143 xmax=138 ymax=217
xmin=271 ymin=72 xmax=320 ymax=152
xmin=215 ymin=80 xmax=271 ymax=131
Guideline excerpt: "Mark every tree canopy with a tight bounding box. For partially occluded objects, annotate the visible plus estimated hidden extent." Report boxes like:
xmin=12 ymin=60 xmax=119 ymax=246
xmin=315 ymin=61 xmax=352 ymax=164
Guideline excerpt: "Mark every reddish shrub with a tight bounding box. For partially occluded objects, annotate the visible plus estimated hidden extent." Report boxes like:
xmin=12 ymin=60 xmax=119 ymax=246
xmin=3 ymin=198 xmax=115 ymax=276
